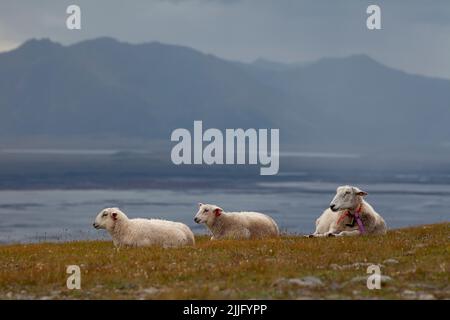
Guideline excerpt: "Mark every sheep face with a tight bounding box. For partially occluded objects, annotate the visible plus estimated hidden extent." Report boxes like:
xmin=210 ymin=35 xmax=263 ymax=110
xmin=329 ymin=186 xmax=368 ymax=212
xmin=93 ymin=207 xmax=125 ymax=230
xmin=194 ymin=203 xmax=223 ymax=225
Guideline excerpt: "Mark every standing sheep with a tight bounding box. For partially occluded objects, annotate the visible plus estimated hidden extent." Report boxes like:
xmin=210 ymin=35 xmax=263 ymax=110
xmin=194 ymin=203 xmax=279 ymax=240
xmin=309 ymin=185 xmax=387 ymax=237
xmin=93 ymin=207 xmax=195 ymax=247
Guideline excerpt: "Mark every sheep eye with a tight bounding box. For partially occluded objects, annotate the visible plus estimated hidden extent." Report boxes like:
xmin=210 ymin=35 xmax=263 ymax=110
xmin=102 ymin=213 xmax=108 ymax=217
xmin=204 ymin=209 xmax=209 ymax=212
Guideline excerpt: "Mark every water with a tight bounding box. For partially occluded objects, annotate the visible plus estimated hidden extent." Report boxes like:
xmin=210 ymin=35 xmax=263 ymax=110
xmin=0 ymin=181 xmax=448 ymax=243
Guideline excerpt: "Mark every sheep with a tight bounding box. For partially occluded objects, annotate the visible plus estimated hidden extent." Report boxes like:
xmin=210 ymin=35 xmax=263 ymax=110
xmin=309 ymin=185 xmax=387 ymax=237
xmin=93 ymin=207 xmax=195 ymax=247
xmin=194 ymin=203 xmax=279 ymax=240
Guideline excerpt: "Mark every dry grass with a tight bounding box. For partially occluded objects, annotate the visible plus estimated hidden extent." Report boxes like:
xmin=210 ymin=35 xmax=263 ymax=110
xmin=0 ymin=223 xmax=448 ymax=299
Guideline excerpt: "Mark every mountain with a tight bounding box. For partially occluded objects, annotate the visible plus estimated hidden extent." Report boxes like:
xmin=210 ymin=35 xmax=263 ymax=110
xmin=250 ymin=58 xmax=309 ymax=71
xmin=238 ymin=54 xmax=450 ymax=150
xmin=0 ymin=38 xmax=449 ymax=154
xmin=0 ymin=38 xmax=307 ymax=140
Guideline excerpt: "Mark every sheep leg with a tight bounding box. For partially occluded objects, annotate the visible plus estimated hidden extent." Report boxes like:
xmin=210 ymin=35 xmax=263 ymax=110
xmin=312 ymin=229 xmax=340 ymax=237
xmin=306 ymin=232 xmax=328 ymax=237
xmin=335 ymin=230 xmax=361 ymax=237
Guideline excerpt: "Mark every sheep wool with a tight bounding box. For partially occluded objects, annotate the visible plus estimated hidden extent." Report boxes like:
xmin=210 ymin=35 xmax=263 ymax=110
xmin=194 ymin=203 xmax=279 ymax=240
xmin=311 ymin=185 xmax=387 ymax=237
xmin=93 ymin=208 xmax=195 ymax=247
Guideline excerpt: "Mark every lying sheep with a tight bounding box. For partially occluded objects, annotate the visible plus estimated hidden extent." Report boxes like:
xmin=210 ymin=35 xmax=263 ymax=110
xmin=93 ymin=207 xmax=195 ymax=247
xmin=309 ymin=186 xmax=387 ymax=237
xmin=194 ymin=203 xmax=279 ymax=240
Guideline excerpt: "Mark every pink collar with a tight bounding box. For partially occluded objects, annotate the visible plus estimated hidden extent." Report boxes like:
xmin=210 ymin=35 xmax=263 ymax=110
xmin=354 ymin=205 xmax=366 ymax=234
xmin=338 ymin=204 xmax=365 ymax=234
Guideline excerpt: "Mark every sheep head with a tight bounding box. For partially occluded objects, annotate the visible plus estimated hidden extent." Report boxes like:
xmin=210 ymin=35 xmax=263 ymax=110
xmin=194 ymin=203 xmax=223 ymax=225
xmin=93 ymin=207 xmax=127 ymax=230
xmin=329 ymin=186 xmax=368 ymax=212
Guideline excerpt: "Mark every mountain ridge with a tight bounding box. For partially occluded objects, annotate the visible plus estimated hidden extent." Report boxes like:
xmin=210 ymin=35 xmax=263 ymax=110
xmin=1 ymin=38 xmax=449 ymax=153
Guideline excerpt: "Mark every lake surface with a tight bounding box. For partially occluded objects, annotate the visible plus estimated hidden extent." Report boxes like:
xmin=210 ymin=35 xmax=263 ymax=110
xmin=1 ymin=181 xmax=449 ymax=243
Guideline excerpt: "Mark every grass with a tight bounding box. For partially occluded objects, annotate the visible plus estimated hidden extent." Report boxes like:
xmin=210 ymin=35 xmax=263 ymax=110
xmin=0 ymin=223 xmax=448 ymax=300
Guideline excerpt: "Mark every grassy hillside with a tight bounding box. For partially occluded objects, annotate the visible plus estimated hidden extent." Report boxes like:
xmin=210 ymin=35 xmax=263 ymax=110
xmin=0 ymin=223 xmax=448 ymax=300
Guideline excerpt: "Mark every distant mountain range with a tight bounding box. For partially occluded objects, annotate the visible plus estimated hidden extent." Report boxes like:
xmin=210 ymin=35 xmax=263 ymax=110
xmin=1 ymin=37 xmax=449 ymax=153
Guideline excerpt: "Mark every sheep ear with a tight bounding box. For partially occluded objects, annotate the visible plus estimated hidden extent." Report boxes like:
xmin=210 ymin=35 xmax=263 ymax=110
xmin=111 ymin=212 xmax=118 ymax=220
xmin=214 ymin=207 xmax=223 ymax=217
xmin=198 ymin=202 xmax=203 ymax=208
xmin=353 ymin=187 xmax=368 ymax=196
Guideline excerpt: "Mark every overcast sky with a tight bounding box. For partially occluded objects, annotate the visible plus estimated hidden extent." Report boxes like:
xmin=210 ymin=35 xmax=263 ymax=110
xmin=1 ymin=0 xmax=450 ymax=78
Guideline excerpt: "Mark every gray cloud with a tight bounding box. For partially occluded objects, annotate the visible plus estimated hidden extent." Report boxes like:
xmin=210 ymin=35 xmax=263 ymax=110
xmin=0 ymin=0 xmax=449 ymax=78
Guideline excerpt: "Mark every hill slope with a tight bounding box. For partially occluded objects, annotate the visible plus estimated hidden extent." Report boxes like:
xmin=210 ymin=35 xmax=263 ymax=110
xmin=0 ymin=223 xmax=448 ymax=299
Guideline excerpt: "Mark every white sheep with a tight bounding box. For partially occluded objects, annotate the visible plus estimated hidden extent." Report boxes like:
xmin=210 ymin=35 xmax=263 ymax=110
xmin=309 ymin=185 xmax=387 ymax=237
xmin=93 ymin=207 xmax=195 ymax=247
xmin=194 ymin=203 xmax=279 ymax=240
